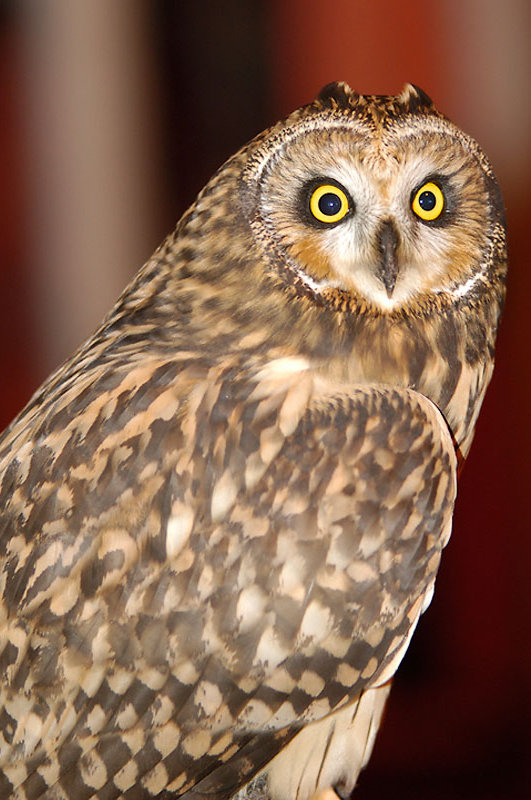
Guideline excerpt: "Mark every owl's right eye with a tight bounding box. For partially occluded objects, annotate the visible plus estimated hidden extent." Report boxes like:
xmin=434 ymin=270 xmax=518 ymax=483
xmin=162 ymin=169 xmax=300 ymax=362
xmin=308 ymin=182 xmax=352 ymax=225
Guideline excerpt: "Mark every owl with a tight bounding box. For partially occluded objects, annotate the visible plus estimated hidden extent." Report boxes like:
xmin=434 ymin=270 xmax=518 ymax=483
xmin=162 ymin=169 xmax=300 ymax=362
xmin=0 ymin=82 xmax=506 ymax=800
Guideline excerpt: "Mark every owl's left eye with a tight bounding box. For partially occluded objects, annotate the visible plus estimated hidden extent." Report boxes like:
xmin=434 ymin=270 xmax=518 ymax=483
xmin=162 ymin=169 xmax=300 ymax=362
xmin=309 ymin=184 xmax=351 ymax=224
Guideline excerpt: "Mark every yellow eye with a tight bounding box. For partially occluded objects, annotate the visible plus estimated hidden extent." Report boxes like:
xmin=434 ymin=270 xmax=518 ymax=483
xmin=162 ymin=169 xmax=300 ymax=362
xmin=309 ymin=184 xmax=350 ymax=224
xmin=411 ymin=181 xmax=445 ymax=221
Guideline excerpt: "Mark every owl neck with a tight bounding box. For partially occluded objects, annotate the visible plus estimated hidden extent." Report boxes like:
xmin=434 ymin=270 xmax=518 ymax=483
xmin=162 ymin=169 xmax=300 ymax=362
xmin=259 ymin=278 xmax=503 ymax=460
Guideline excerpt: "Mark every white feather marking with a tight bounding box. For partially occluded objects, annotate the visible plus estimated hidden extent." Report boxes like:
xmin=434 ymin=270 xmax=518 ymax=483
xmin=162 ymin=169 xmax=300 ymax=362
xmin=236 ymin=586 xmax=268 ymax=633
xmin=254 ymin=356 xmax=310 ymax=381
xmin=299 ymin=601 xmax=332 ymax=642
xmin=433 ymin=249 xmax=490 ymax=299
xmin=256 ymin=627 xmax=290 ymax=669
xmin=210 ymin=470 xmax=238 ymax=521
xmin=166 ymin=506 xmax=194 ymax=557
xmin=194 ymin=681 xmax=223 ymax=717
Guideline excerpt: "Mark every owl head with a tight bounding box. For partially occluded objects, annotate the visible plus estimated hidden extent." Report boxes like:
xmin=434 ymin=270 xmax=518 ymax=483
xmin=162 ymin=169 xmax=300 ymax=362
xmin=236 ymin=81 xmax=506 ymax=316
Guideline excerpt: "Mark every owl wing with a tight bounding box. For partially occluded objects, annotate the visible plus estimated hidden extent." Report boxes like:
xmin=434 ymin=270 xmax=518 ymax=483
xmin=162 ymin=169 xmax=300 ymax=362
xmin=0 ymin=358 xmax=456 ymax=799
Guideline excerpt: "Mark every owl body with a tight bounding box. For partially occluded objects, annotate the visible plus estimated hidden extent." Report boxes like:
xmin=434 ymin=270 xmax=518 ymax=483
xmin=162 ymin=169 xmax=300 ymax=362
xmin=0 ymin=83 xmax=506 ymax=799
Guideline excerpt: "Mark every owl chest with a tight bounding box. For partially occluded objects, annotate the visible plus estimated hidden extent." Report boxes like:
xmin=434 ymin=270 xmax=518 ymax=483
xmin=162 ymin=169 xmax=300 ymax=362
xmin=320 ymin=322 xmax=439 ymax=394
xmin=314 ymin=316 xmax=487 ymax=452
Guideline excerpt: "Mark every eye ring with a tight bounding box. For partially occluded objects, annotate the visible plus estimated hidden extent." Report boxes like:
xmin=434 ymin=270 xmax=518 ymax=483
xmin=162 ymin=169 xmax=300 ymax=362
xmin=309 ymin=184 xmax=350 ymax=224
xmin=411 ymin=181 xmax=445 ymax=221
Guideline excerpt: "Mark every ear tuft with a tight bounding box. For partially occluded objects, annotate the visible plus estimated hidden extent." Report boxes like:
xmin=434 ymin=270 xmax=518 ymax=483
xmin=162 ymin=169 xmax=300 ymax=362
xmin=398 ymin=84 xmax=434 ymax=112
xmin=316 ymin=81 xmax=359 ymax=110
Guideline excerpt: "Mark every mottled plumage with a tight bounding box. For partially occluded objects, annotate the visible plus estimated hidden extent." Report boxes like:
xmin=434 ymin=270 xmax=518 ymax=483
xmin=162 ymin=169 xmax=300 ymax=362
xmin=0 ymin=82 xmax=506 ymax=799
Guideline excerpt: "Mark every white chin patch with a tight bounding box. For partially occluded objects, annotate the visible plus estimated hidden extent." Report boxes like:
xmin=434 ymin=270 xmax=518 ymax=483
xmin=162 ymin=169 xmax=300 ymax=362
xmin=346 ymin=270 xmax=417 ymax=310
xmin=293 ymin=261 xmax=414 ymax=311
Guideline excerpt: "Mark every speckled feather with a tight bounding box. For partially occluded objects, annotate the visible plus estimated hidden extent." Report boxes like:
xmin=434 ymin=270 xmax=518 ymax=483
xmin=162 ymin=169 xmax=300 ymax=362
xmin=0 ymin=82 xmax=506 ymax=799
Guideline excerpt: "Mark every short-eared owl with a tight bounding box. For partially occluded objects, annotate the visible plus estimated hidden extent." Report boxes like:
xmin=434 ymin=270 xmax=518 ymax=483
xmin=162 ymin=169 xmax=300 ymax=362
xmin=0 ymin=82 xmax=506 ymax=799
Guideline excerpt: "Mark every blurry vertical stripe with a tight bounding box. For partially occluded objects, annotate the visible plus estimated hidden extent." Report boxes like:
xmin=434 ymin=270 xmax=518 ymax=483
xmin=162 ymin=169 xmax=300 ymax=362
xmin=441 ymin=0 xmax=530 ymax=190
xmin=152 ymin=0 xmax=270 ymax=207
xmin=0 ymin=12 xmax=35 ymax=429
xmin=20 ymin=0 xmax=167 ymax=376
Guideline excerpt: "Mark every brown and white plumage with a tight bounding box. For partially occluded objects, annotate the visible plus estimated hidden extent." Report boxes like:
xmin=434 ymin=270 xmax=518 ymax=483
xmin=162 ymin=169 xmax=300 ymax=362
xmin=0 ymin=82 xmax=506 ymax=799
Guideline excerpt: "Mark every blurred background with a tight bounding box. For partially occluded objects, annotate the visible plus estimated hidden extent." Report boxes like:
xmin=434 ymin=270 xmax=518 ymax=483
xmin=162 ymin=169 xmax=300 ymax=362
xmin=0 ymin=1 xmax=529 ymax=797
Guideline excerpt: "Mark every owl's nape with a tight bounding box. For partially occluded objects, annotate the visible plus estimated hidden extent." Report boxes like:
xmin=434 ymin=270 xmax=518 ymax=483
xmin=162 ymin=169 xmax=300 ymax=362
xmin=0 ymin=83 xmax=506 ymax=800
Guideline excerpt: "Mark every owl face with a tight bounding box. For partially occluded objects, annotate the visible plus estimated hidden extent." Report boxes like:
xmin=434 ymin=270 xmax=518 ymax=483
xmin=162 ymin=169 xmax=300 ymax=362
xmin=244 ymin=90 xmax=497 ymax=314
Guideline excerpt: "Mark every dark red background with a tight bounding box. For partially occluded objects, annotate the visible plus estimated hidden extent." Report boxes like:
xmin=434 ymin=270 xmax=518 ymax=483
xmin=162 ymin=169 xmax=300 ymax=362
xmin=0 ymin=2 xmax=528 ymax=797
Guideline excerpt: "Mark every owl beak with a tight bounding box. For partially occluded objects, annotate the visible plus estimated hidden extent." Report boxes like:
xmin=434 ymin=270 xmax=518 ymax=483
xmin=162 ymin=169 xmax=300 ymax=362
xmin=376 ymin=221 xmax=400 ymax=297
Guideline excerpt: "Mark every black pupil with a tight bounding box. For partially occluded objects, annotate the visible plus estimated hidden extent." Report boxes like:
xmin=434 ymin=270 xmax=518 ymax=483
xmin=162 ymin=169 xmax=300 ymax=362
xmin=418 ymin=190 xmax=436 ymax=211
xmin=318 ymin=192 xmax=342 ymax=216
